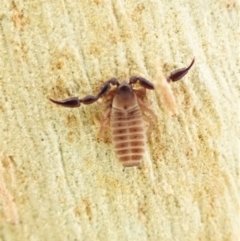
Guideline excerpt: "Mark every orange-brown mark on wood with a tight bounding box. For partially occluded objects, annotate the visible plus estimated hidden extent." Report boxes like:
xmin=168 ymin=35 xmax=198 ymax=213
xmin=11 ymin=3 xmax=29 ymax=31
xmin=66 ymin=131 xmax=76 ymax=143
xmin=66 ymin=115 xmax=79 ymax=142
xmin=93 ymin=0 xmax=101 ymax=5
xmin=226 ymin=0 xmax=235 ymax=9
xmin=66 ymin=114 xmax=78 ymax=127
xmin=131 ymin=3 xmax=146 ymax=22
xmin=0 ymin=153 xmax=19 ymax=224
xmin=50 ymin=78 xmax=68 ymax=97
xmin=108 ymin=34 xmax=119 ymax=45
xmin=56 ymin=60 xmax=64 ymax=70
xmin=88 ymin=44 xmax=101 ymax=56
xmin=74 ymin=199 xmax=93 ymax=221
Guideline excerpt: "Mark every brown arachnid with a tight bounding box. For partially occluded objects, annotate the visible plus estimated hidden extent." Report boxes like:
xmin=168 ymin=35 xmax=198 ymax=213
xmin=50 ymin=59 xmax=194 ymax=167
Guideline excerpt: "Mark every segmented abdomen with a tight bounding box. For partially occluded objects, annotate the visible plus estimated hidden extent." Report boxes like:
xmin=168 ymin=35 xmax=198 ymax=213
xmin=110 ymin=105 xmax=145 ymax=167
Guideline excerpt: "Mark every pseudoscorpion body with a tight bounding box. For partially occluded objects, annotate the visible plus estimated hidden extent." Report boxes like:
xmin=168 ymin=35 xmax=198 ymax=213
xmin=49 ymin=59 xmax=194 ymax=167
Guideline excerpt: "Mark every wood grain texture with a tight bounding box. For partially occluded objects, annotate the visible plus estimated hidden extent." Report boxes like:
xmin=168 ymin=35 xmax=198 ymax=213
xmin=0 ymin=0 xmax=239 ymax=240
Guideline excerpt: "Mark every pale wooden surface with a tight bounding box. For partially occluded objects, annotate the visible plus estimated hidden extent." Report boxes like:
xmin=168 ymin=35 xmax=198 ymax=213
xmin=0 ymin=0 xmax=239 ymax=240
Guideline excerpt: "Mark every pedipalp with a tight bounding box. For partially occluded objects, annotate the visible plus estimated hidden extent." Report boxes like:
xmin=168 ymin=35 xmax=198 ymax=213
xmin=49 ymin=78 xmax=120 ymax=108
xmin=167 ymin=58 xmax=195 ymax=82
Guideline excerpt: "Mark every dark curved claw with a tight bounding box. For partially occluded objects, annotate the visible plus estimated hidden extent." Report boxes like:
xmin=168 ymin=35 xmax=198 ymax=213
xmin=49 ymin=97 xmax=81 ymax=108
xmin=97 ymin=77 xmax=119 ymax=98
xmin=129 ymin=76 xmax=154 ymax=90
xmin=97 ymin=82 xmax=111 ymax=98
xmin=167 ymin=58 xmax=195 ymax=82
